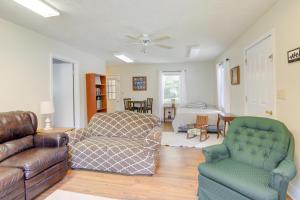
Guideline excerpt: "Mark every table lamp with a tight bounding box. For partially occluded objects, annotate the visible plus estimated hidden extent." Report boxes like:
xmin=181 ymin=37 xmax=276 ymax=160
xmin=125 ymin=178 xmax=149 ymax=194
xmin=40 ymin=101 xmax=55 ymax=130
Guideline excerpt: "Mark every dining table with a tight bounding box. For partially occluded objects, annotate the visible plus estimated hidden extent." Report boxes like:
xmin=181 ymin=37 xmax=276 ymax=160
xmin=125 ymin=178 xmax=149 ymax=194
xmin=128 ymin=100 xmax=147 ymax=113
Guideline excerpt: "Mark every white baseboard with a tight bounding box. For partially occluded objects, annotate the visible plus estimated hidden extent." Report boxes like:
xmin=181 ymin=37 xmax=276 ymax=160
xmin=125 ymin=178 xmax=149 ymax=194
xmin=288 ymin=183 xmax=300 ymax=200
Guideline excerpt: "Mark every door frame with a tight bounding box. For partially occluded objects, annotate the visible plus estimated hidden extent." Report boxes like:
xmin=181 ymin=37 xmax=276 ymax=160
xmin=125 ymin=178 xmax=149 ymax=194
xmin=49 ymin=54 xmax=81 ymax=128
xmin=243 ymin=30 xmax=277 ymax=118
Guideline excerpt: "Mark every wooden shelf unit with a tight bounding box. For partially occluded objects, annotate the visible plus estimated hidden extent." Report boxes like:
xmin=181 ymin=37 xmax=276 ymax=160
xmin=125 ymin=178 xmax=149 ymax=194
xmin=86 ymin=73 xmax=107 ymax=122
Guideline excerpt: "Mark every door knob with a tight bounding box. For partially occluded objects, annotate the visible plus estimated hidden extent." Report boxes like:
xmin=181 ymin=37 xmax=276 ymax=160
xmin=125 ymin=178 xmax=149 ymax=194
xmin=265 ymin=110 xmax=273 ymax=115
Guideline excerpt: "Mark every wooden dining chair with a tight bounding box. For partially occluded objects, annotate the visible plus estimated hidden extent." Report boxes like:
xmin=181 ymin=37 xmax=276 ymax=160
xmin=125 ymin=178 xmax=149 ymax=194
xmin=138 ymin=101 xmax=147 ymax=113
xmin=123 ymin=98 xmax=131 ymax=111
xmin=195 ymin=115 xmax=209 ymax=141
xmin=146 ymin=98 xmax=153 ymax=114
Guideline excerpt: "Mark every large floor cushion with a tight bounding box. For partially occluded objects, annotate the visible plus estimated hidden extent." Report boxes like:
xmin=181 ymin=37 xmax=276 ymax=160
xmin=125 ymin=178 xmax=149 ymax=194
xmin=0 ymin=167 xmax=24 ymax=199
xmin=199 ymin=158 xmax=278 ymax=200
xmin=0 ymin=147 xmax=67 ymax=179
xmin=71 ymin=136 xmax=153 ymax=174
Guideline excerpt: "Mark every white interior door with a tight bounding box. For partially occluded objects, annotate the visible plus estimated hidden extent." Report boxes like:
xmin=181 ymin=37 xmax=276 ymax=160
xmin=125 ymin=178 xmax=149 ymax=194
xmin=53 ymin=63 xmax=75 ymax=127
xmin=245 ymin=35 xmax=275 ymax=118
xmin=107 ymin=75 xmax=121 ymax=112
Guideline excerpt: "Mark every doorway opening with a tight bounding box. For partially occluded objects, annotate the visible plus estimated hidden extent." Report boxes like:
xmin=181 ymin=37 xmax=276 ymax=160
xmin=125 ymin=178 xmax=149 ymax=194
xmin=50 ymin=56 xmax=80 ymax=128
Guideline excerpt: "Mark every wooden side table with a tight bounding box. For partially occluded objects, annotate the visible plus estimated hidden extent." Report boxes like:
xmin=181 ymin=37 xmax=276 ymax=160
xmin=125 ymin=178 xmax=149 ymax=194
xmin=164 ymin=106 xmax=176 ymax=122
xmin=37 ymin=128 xmax=74 ymax=134
xmin=217 ymin=113 xmax=236 ymax=138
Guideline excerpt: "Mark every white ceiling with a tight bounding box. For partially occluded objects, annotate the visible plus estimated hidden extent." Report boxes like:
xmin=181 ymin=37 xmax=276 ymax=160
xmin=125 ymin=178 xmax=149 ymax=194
xmin=0 ymin=0 xmax=278 ymax=64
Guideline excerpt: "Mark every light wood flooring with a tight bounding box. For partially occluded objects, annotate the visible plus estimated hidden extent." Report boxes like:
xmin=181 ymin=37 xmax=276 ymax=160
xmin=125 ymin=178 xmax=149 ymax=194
xmin=37 ymin=146 xmax=202 ymax=200
xmin=162 ymin=122 xmax=174 ymax=132
xmin=36 ymin=122 xmax=292 ymax=200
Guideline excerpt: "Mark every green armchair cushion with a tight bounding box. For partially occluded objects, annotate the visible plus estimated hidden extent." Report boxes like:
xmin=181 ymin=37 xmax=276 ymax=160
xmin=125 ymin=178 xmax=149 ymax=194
xmin=199 ymin=158 xmax=278 ymax=200
xmin=224 ymin=117 xmax=290 ymax=171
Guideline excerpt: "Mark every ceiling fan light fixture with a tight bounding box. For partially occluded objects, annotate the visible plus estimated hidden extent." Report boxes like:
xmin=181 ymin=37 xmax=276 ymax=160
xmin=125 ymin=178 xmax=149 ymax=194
xmin=114 ymin=54 xmax=134 ymax=63
xmin=188 ymin=46 xmax=201 ymax=58
xmin=14 ymin=0 xmax=60 ymax=18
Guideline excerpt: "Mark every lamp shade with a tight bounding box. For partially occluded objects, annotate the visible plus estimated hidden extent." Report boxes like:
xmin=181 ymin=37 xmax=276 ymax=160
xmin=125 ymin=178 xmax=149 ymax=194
xmin=40 ymin=101 xmax=55 ymax=114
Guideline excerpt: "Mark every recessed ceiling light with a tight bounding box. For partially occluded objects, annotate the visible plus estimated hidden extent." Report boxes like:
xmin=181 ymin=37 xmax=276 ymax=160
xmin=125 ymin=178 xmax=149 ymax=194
xmin=114 ymin=54 xmax=134 ymax=63
xmin=188 ymin=45 xmax=201 ymax=58
xmin=14 ymin=0 xmax=60 ymax=18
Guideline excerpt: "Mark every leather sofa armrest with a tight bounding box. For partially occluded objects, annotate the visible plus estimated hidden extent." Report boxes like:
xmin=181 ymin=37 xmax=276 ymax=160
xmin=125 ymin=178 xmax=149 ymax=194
xmin=203 ymin=144 xmax=229 ymax=163
xmin=34 ymin=132 xmax=69 ymax=148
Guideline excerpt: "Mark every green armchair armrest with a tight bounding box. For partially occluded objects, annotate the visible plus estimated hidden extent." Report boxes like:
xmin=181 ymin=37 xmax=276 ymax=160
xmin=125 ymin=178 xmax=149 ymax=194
xmin=271 ymin=159 xmax=297 ymax=187
xmin=203 ymin=144 xmax=229 ymax=163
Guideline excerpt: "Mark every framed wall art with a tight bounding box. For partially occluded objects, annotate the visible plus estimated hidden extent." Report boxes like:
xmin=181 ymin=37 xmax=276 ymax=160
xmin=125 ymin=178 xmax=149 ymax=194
xmin=231 ymin=66 xmax=240 ymax=85
xmin=132 ymin=76 xmax=147 ymax=91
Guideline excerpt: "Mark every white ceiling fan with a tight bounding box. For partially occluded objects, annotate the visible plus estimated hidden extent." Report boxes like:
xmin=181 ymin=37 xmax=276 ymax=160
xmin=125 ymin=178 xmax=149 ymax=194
xmin=126 ymin=34 xmax=173 ymax=53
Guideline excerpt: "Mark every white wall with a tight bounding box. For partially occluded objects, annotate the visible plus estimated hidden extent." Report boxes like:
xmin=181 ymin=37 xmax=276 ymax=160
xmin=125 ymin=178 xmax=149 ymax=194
xmin=107 ymin=61 xmax=217 ymax=116
xmin=0 ymin=18 xmax=105 ymax=127
xmin=216 ymin=0 xmax=300 ymax=198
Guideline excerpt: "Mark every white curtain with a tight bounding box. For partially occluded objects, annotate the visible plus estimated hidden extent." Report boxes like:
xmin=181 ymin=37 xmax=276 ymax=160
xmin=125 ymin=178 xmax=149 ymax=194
xmin=158 ymin=70 xmax=164 ymax=120
xmin=216 ymin=61 xmax=231 ymax=113
xmin=179 ymin=69 xmax=187 ymax=106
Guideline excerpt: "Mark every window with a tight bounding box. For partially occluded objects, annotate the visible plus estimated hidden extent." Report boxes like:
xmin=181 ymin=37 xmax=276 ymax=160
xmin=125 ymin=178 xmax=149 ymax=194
xmin=217 ymin=64 xmax=225 ymax=109
xmin=163 ymin=74 xmax=180 ymax=104
xmin=107 ymin=79 xmax=116 ymax=100
xmin=217 ymin=62 xmax=230 ymax=112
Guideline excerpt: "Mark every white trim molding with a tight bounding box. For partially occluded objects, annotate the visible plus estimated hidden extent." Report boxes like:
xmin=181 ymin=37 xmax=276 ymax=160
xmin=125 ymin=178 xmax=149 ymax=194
xmin=49 ymin=54 xmax=81 ymax=128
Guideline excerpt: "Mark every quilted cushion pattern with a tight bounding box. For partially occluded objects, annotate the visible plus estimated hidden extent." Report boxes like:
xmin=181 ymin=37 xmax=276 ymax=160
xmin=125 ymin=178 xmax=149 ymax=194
xmin=199 ymin=158 xmax=278 ymax=200
xmin=87 ymin=111 xmax=160 ymax=139
xmin=68 ymin=111 xmax=161 ymax=175
xmin=70 ymin=136 xmax=156 ymax=175
xmin=224 ymin=117 xmax=290 ymax=170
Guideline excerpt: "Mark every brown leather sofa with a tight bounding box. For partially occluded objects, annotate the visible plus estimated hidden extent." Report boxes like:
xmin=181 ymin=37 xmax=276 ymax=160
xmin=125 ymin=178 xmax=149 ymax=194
xmin=0 ymin=111 xmax=69 ymax=200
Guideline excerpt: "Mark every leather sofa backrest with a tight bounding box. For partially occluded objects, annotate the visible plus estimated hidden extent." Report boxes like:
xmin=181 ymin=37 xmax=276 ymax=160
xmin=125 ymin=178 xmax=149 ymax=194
xmin=0 ymin=111 xmax=37 ymax=144
xmin=224 ymin=116 xmax=291 ymax=171
xmin=88 ymin=111 xmax=160 ymax=139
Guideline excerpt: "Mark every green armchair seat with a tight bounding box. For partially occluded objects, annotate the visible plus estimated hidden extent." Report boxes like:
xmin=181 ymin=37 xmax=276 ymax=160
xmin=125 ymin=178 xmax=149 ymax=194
xmin=198 ymin=117 xmax=297 ymax=200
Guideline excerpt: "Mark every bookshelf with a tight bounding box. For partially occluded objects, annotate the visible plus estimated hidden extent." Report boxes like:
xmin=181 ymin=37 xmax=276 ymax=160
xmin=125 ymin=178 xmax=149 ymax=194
xmin=86 ymin=73 xmax=107 ymax=122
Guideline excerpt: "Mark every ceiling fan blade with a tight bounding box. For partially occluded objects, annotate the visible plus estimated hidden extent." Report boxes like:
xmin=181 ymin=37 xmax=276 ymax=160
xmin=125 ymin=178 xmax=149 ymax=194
xmin=152 ymin=36 xmax=171 ymax=42
xmin=126 ymin=35 xmax=140 ymax=41
xmin=155 ymin=44 xmax=173 ymax=49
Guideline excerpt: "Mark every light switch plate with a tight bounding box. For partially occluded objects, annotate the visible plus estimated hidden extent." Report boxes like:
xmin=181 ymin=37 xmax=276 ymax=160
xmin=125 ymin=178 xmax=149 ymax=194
xmin=277 ymin=89 xmax=286 ymax=100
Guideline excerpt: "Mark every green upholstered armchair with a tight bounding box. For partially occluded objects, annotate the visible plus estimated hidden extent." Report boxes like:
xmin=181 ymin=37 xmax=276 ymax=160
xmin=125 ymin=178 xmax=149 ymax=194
xmin=198 ymin=117 xmax=297 ymax=200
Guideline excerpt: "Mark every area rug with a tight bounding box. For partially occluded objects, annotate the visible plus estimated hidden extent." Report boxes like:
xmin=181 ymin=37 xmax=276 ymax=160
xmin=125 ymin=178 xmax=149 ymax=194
xmin=161 ymin=131 xmax=223 ymax=149
xmin=45 ymin=190 xmax=118 ymax=200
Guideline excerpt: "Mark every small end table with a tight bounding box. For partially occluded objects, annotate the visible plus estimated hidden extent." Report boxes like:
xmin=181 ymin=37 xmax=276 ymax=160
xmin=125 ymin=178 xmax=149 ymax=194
xmin=217 ymin=113 xmax=236 ymax=138
xmin=37 ymin=128 xmax=74 ymax=135
xmin=164 ymin=106 xmax=176 ymax=122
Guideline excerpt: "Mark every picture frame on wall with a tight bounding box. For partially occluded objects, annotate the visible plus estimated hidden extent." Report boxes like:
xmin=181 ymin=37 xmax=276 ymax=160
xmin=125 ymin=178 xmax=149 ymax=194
xmin=132 ymin=76 xmax=147 ymax=91
xmin=231 ymin=66 xmax=240 ymax=85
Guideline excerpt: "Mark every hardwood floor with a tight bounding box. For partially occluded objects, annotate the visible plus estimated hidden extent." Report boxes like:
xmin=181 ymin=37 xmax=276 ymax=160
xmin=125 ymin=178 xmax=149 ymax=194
xmin=37 ymin=146 xmax=202 ymax=200
xmin=162 ymin=122 xmax=174 ymax=132
xmin=36 ymin=121 xmax=292 ymax=200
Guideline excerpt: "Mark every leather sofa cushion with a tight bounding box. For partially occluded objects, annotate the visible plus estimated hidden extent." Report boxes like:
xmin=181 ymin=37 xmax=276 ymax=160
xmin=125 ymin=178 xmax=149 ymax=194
xmin=0 ymin=135 xmax=33 ymax=162
xmin=0 ymin=167 xmax=24 ymax=191
xmin=0 ymin=111 xmax=37 ymax=143
xmin=199 ymin=158 xmax=278 ymax=200
xmin=0 ymin=147 xmax=67 ymax=179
